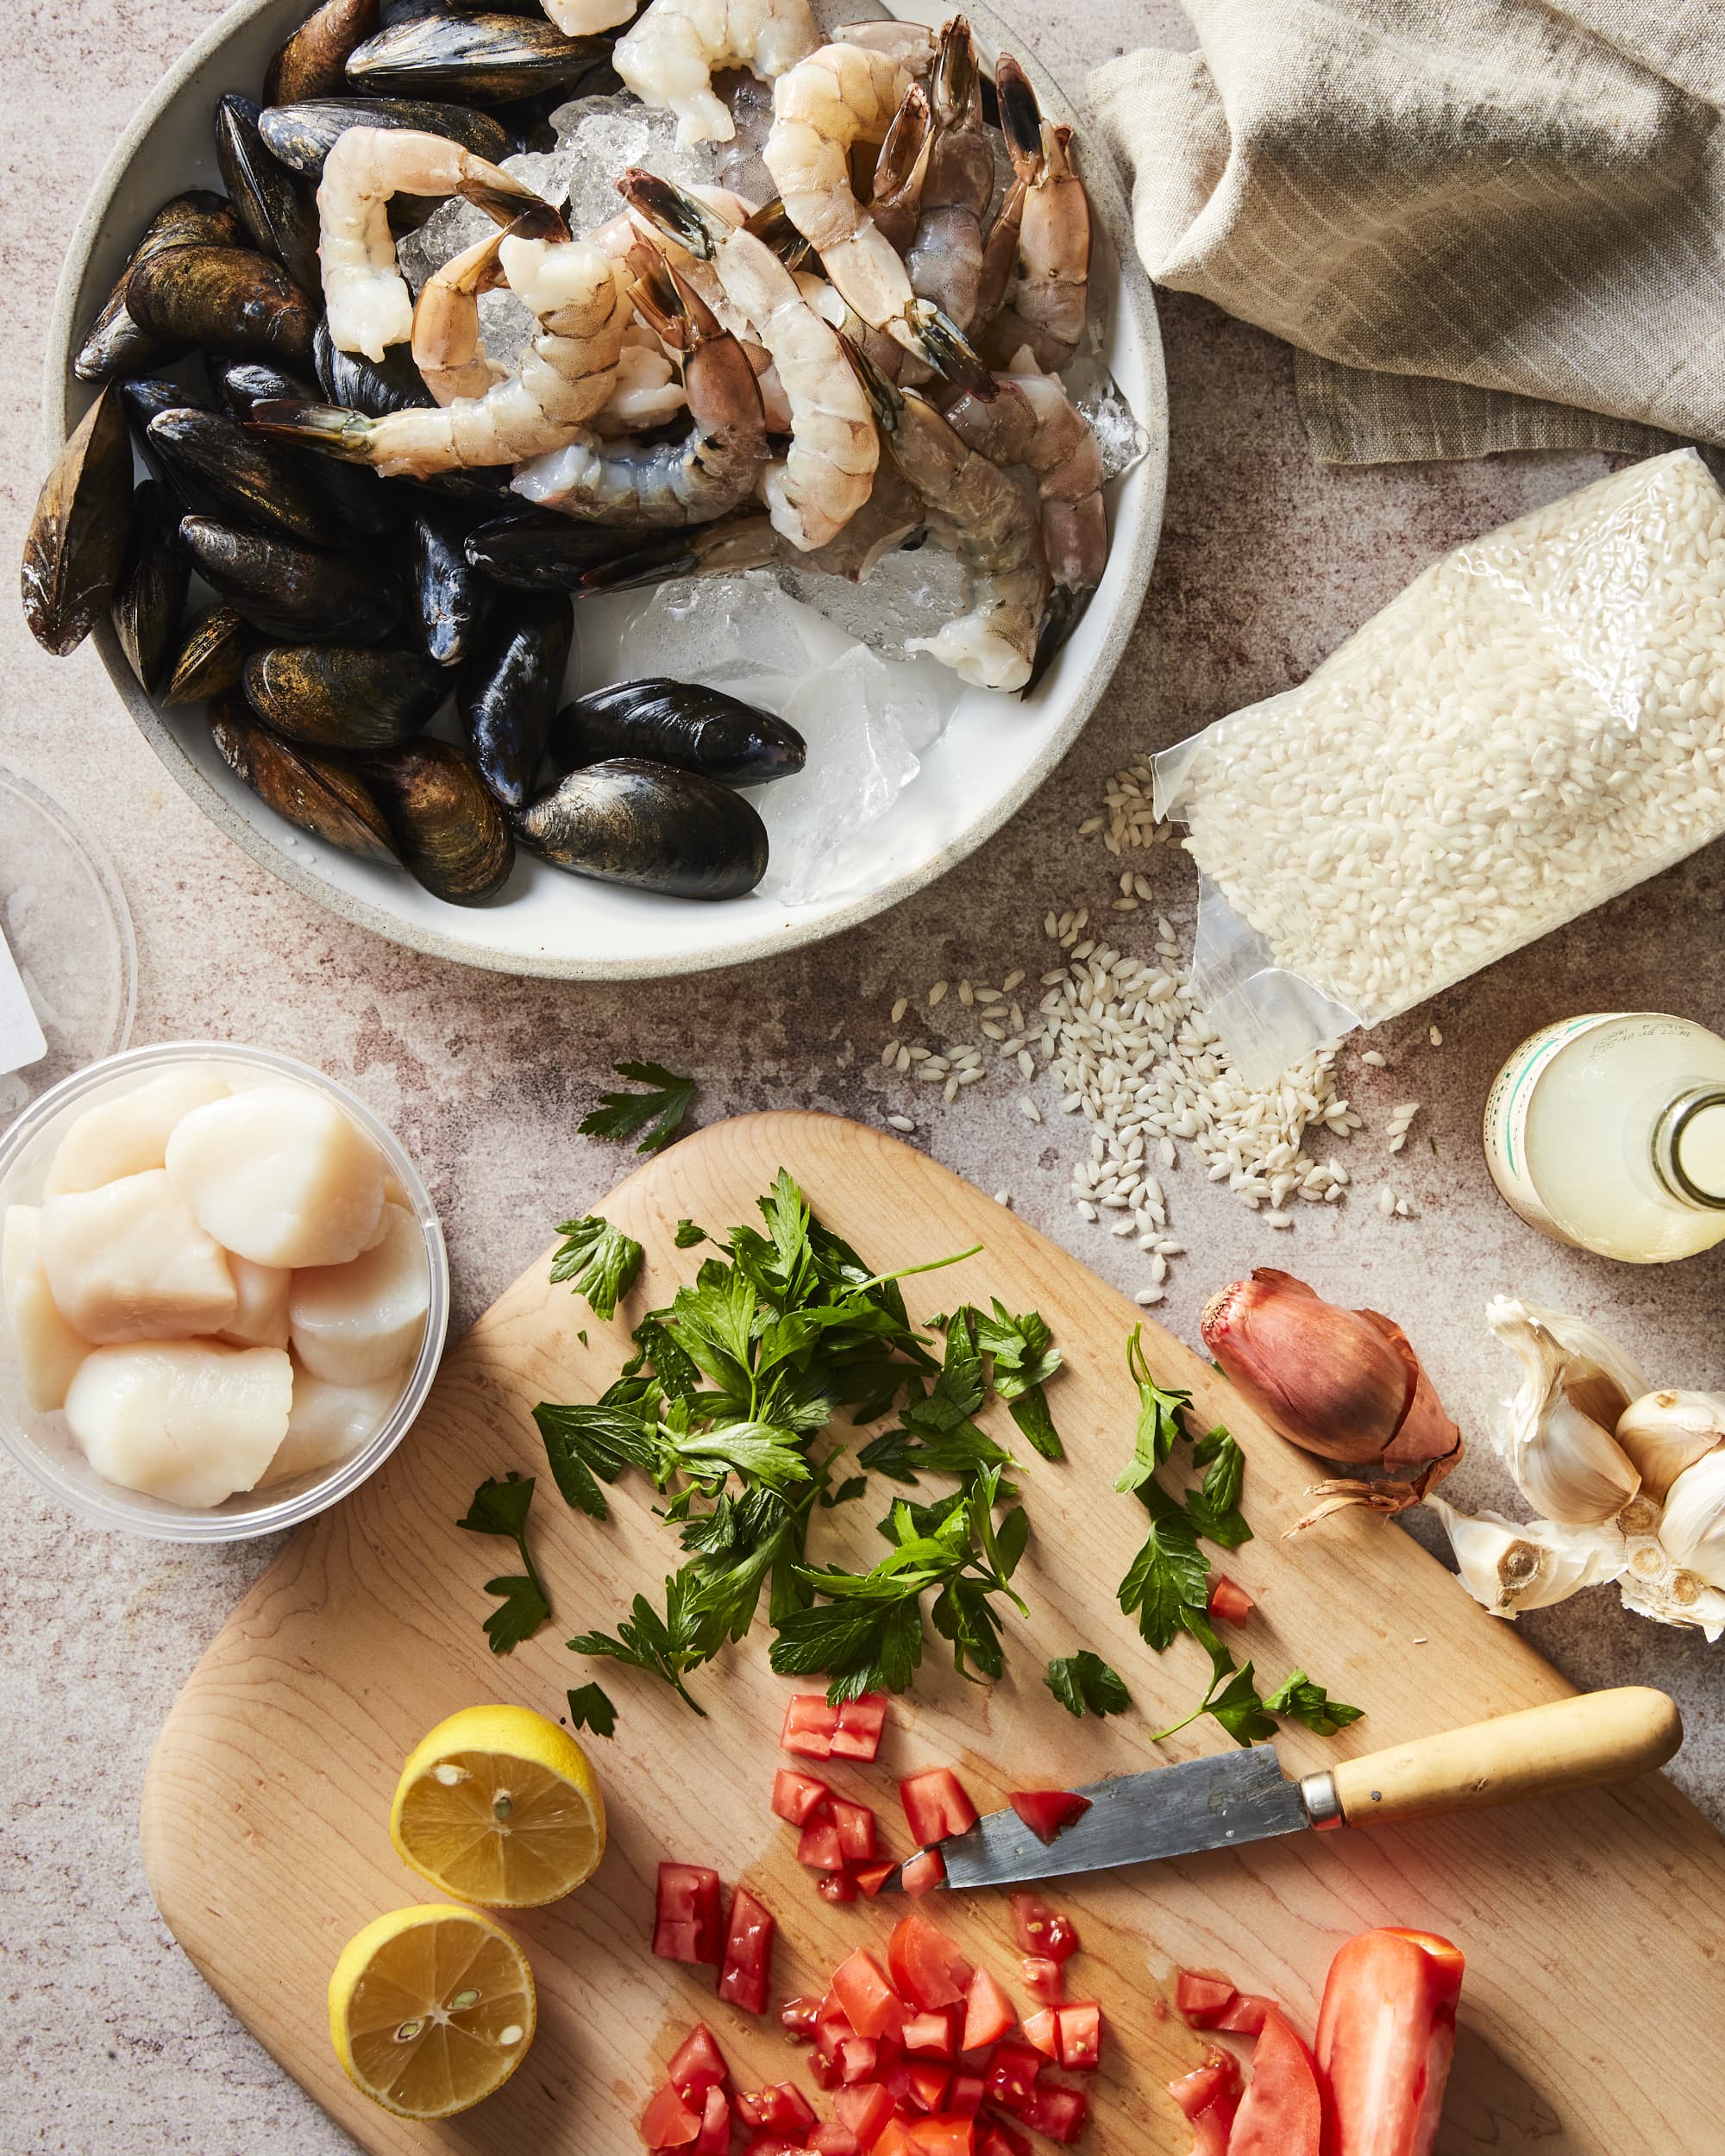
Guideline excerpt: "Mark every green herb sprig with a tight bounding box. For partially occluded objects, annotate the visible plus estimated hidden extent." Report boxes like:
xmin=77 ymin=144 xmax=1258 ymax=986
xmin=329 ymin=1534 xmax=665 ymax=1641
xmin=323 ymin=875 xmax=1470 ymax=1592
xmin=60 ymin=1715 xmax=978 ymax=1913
xmin=457 ymin=1472 xmax=552 ymax=1655
xmin=580 ymin=1061 xmax=697 ymax=1154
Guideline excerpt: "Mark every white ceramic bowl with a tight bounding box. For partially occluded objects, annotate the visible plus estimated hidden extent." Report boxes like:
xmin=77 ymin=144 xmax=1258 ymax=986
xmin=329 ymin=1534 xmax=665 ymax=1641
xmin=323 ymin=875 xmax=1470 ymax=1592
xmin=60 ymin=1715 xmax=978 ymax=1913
xmin=44 ymin=0 xmax=1166 ymax=980
xmin=0 ymin=1042 xmax=449 ymax=1541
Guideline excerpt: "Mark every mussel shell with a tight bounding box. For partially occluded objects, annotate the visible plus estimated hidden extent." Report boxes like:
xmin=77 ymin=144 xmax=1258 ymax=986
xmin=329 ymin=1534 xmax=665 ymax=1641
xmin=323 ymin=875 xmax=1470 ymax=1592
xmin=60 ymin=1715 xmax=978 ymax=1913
xmin=244 ymin=642 xmax=447 ymax=749
xmin=211 ymin=694 xmax=399 ymax=863
xmin=314 ymin=317 xmax=436 ymax=418
xmin=164 ymin=605 xmax=252 ymax=706
xmin=464 ymin=511 xmax=647 ymax=592
xmin=514 ymin=757 xmax=768 ymax=899
xmin=366 ymin=739 xmax=516 ymax=903
xmin=259 ymin=94 xmax=512 ymax=176
xmin=549 ymin=679 xmax=806 ymax=788
xmin=215 ymin=94 xmax=323 ymax=299
xmin=179 ymin=516 xmax=402 ymax=643
xmin=22 ymin=386 xmax=134 ymax=656
xmin=127 ymin=245 xmax=318 ymax=372
xmin=382 ymin=0 xmax=549 ymax=20
xmin=411 ymin=503 xmax=489 ymax=667
xmin=264 ymin=0 xmax=381 ymax=104
xmin=111 ymin=481 xmax=191 ymax=697
xmin=147 ymin=407 xmax=343 ymax=548
xmin=458 ymin=590 xmax=574 ymax=808
xmin=346 ymin=16 xmax=604 ymax=105
xmin=119 ymin=377 xmax=215 ymax=500
xmin=72 ymin=190 xmax=242 ymax=383
xmin=211 ymin=356 xmax=320 ymax=421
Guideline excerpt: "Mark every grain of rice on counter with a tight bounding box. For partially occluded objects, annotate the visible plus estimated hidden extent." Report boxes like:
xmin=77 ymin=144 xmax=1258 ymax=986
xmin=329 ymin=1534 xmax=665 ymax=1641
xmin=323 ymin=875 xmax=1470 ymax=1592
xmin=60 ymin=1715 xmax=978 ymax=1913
xmin=1155 ymin=450 xmax=1725 ymax=1076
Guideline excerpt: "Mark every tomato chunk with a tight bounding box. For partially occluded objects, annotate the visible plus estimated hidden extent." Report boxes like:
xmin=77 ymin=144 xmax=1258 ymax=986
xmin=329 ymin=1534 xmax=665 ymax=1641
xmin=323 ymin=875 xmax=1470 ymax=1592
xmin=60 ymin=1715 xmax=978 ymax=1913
xmin=1174 ymin=1971 xmax=1236 ymax=2027
xmin=984 ymin=2041 xmax=1044 ymax=2115
xmin=775 ymin=1769 xmax=833 ymax=1825
xmin=783 ymin=1694 xmax=840 ymax=1758
xmin=889 ymin=1914 xmax=975 ymax=2010
xmin=1208 ymin=1574 xmax=1256 ymax=1625
xmin=656 ymin=1863 xmax=724 ymax=1965
xmin=1166 ymin=2049 xmax=1240 ymax=2156
xmin=810 ymin=2051 xmax=844 ymax=2092
xmin=1229 ymin=2007 xmax=1320 ymax=2156
xmin=832 ymin=1949 xmax=910 ymax=2040
xmin=1054 ymin=2006 xmax=1101 ymax=2073
xmin=743 ymin=2139 xmax=815 ymax=2156
xmin=831 ymin=1693 xmax=889 ymax=1761
xmin=832 ymin=1797 xmax=878 ymax=1862
xmin=668 ymin=2023 xmax=730 ymax=2101
xmin=874 ymin=2122 xmax=919 ymax=2156
xmin=799 ymin=1813 xmax=847 ymax=1871
xmin=949 ymin=2073 xmax=984 ymax=2119
xmin=694 ymin=2085 xmax=730 ymax=2156
xmin=909 ymin=2115 xmax=973 ymax=2154
xmin=717 ymin=1886 xmax=776 ymax=2015
xmin=1315 ymin=1927 xmax=1464 ymax=2156
xmin=976 ymin=2117 xmax=1032 ymax=2156
xmin=642 ymin=2083 xmax=702 ymax=2149
xmin=1006 ymin=1792 xmax=1093 ymax=1846
xmin=1020 ymin=2009 xmax=1058 ymax=2059
xmin=819 ymin=1868 xmax=861 ymax=1905
xmin=900 ymin=1769 xmax=979 ymax=1846
xmin=1007 ymin=1894 xmax=1081 ymax=1965
xmin=856 ymin=1858 xmax=900 ymax=1899
xmin=837 ymin=2083 xmax=898 ymax=2153
xmin=900 ymin=1848 xmax=947 ymax=1897
xmin=903 ymin=2005 xmax=963 ymax=2060
xmin=812 ymin=2128 xmax=862 ymax=2156
xmin=1215 ymin=1993 xmax=1274 ymax=2036
xmin=906 ymin=2060 xmax=952 ymax=2114
xmin=1018 ymin=2084 xmax=1088 ymax=2145
xmin=737 ymin=2083 xmax=818 ymax=2135
xmin=840 ymin=2037 xmax=878 ymax=2084
xmin=1020 ymin=1958 xmax=1063 ymax=2008
xmin=961 ymin=1967 xmax=1016 ymax=2052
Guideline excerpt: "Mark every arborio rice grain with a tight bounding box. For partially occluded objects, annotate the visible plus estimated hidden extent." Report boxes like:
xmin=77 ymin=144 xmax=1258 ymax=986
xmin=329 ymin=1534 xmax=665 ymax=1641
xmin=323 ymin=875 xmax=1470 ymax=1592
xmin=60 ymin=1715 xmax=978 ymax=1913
xmin=1155 ymin=451 xmax=1725 ymax=1070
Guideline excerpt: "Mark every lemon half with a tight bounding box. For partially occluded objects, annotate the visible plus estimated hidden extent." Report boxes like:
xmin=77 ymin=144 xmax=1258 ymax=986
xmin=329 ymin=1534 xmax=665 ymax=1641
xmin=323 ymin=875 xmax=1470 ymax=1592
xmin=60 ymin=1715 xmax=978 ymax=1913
xmin=389 ymin=1703 xmax=606 ymax=1908
xmin=329 ymin=1903 xmax=536 ymax=2120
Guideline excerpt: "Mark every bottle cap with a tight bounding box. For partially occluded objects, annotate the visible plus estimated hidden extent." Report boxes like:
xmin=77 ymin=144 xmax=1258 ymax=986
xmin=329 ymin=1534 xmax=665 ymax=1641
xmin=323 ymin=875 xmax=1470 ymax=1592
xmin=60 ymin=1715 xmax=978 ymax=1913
xmin=1673 ymin=1098 xmax=1725 ymax=1205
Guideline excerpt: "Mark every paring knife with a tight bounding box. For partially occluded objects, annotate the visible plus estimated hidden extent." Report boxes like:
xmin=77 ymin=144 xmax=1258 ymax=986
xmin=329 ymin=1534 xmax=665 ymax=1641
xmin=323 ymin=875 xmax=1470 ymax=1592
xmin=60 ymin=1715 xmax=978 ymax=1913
xmin=892 ymin=1688 xmax=1681 ymax=1891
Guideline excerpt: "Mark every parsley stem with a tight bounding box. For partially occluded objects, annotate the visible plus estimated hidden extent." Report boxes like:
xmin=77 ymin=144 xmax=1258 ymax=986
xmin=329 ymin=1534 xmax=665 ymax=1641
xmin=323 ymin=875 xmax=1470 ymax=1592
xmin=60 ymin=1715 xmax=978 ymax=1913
xmin=1147 ymin=1670 xmax=1228 ymax=1745
xmin=859 ymin=1244 xmax=984 ymax=1293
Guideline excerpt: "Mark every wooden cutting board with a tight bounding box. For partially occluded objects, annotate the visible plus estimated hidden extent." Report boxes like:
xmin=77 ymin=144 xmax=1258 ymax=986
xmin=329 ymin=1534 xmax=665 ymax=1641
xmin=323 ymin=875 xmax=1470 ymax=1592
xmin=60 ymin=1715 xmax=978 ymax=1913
xmin=141 ymin=1112 xmax=1725 ymax=2155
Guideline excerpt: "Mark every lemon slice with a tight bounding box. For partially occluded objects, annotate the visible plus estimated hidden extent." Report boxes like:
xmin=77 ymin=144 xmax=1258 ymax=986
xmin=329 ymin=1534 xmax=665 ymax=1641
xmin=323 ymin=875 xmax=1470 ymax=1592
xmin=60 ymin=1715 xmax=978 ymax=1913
xmin=389 ymin=1703 xmax=607 ymax=1907
xmin=329 ymin=1903 xmax=535 ymax=2120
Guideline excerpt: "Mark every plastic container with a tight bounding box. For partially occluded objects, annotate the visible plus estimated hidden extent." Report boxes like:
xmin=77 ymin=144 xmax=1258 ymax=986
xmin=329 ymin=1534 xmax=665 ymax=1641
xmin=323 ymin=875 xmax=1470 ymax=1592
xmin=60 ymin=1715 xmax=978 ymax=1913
xmin=0 ymin=1042 xmax=449 ymax=1541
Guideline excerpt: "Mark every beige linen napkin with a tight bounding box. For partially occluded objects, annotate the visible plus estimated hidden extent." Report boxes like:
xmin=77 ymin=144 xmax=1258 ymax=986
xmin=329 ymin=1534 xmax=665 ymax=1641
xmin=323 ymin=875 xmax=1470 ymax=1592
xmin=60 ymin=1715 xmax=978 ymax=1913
xmin=1089 ymin=0 xmax=1725 ymax=461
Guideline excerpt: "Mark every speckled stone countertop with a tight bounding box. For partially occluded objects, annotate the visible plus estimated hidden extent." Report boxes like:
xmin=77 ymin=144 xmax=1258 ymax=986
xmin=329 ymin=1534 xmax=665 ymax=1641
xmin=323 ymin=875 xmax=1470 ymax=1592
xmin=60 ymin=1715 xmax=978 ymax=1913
xmin=4 ymin=3 xmax=1723 ymax=2149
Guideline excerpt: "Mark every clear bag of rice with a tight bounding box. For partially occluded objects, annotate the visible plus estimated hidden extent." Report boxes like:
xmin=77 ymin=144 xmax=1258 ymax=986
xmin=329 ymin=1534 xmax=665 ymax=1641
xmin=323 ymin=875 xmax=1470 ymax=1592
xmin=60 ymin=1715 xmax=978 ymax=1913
xmin=1153 ymin=450 xmax=1725 ymax=1081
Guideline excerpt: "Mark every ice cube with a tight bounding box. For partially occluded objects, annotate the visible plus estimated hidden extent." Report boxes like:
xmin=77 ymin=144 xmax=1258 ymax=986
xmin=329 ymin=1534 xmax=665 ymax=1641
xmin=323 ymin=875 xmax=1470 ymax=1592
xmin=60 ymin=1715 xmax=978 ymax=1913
xmin=395 ymin=196 xmax=494 ymax=297
xmin=1063 ymin=354 xmax=1153 ymax=486
xmin=549 ymin=92 xmax=718 ymax=240
xmin=775 ymin=541 xmax=971 ymax=661
xmin=578 ymin=571 xmax=836 ymax=699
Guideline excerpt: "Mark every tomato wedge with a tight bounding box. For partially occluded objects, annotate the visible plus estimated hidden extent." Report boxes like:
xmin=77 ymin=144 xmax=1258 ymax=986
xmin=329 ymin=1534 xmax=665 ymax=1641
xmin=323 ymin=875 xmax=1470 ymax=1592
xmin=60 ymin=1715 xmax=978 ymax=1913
xmin=1315 ymin=1927 xmax=1465 ymax=2156
xmin=1008 ymin=1894 xmax=1081 ymax=1964
xmin=961 ymin=1967 xmax=1016 ymax=2052
xmin=889 ymin=1914 xmax=975 ymax=2010
xmin=1006 ymin=1792 xmax=1093 ymax=1846
xmin=1167 ymin=2049 xmax=1240 ymax=2156
xmin=832 ymin=1797 xmax=878 ymax=1861
xmin=775 ymin=1769 xmax=833 ymax=1825
xmin=1216 ymin=1994 xmax=1273 ymax=2036
xmin=831 ymin=1694 xmax=889 ymax=1761
xmin=837 ymin=2083 xmax=898 ymax=2152
xmin=642 ymin=2083 xmax=702 ymax=2149
xmin=694 ymin=2086 xmax=730 ymax=2156
xmin=1054 ymin=2005 xmax=1101 ymax=2072
xmin=1020 ymin=1958 xmax=1064 ymax=2008
xmin=1019 ymin=2084 xmax=1088 ymax=2144
xmin=668 ymin=2024 xmax=730 ymax=2101
xmin=1020 ymin=2009 xmax=1059 ymax=2059
xmin=856 ymin=1858 xmax=900 ymax=1899
xmin=1228 ymin=2006 xmax=1320 ymax=2156
xmin=1208 ymin=1574 xmax=1256 ymax=1625
xmin=832 ymin=1949 xmax=910 ymax=2040
xmin=1174 ymin=1971 xmax=1237 ymax=2028
xmin=900 ymin=1848 xmax=947 ymax=1897
xmin=718 ymin=1887 xmax=776 ymax=2015
xmin=655 ymin=1863 xmax=723 ymax=1965
xmin=900 ymin=1769 xmax=979 ymax=1846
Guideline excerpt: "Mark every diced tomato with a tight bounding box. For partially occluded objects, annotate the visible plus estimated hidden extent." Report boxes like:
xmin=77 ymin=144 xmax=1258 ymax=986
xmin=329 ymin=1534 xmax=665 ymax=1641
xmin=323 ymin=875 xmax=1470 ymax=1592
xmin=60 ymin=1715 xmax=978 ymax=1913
xmin=1314 ymin=1927 xmax=1465 ymax=2156
xmin=656 ymin=1864 xmax=724 ymax=1965
xmin=1208 ymin=1574 xmax=1256 ymax=1626
xmin=976 ymin=2116 xmax=1032 ymax=2156
xmin=983 ymin=2041 xmax=1044 ymax=2116
xmin=817 ymin=1997 xmax=857 ymax=2061
xmin=737 ymin=2084 xmax=818 ymax=2136
xmin=1006 ymin=1792 xmax=1093 ymax=1846
xmin=800 ymin=1813 xmax=848 ymax=1871
xmin=1166 ymin=2049 xmax=1240 ymax=2156
xmin=819 ymin=1868 xmax=861 ymax=1906
xmin=1020 ymin=2009 xmax=1058 ymax=2059
xmin=668 ymin=2024 xmax=731 ymax=2102
xmin=694 ymin=2085 xmax=730 ymax=2156
xmin=782 ymin=1694 xmax=840 ymax=1758
xmin=831 ymin=1693 xmax=889 ymax=1762
xmin=781 ymin=1996 xmax=822 ymax=2042
xmin=642 ymin=2083 xmax=702 ymax=2149
xmin=1007 ymin=1894 xmax=1080 ymax=1965
xmin=908 ymin=2116 xmax=974 ymax=2155
xmin=1018 ymin=2084 xmax=1088 ymax=2145
xmin=900 ymin=1769 xmax=979 ymax=1846
xmin=810 ymin=2051 xmax=844 ymax=2092
xmin=889 ymin=1914 xmax=975 ymax=2011
xmin=874 ymin=2120 xmax=919 ymax=2156
xmin=1215 ymin=1993 xmax=1274 ymax=2036
xmin=718 ymin=1887 xmax=776 ymax=2015
xmin=743 ymin=2139 xmax=814 ymax=2156
xmin=1020 ymin=1958 xmax=1063 ymax=2008
xmin=832 ymin=1797 xmax=879 ymax=1862
xmin=1174 ymin=1971 xmax=1237 ymax=2028
xmin=949 ymin=2074 xmax=984 ymax=2119
xmin=811 ymin=2128 xmax=862 ymax=2156
xmin=902 ymin=2006 xmax=962 ymax=2060
xmin=856 ymin=1859 xmax=900 ymax=1899
xmin=1054 ymin=2006 xmax=1101 ymax=2073
xmin=832 ymin=1949 xmax=910 ymax=2040
xmin=900 ymin=1848 xmax=947 ymax=1897
xmin=840 ymin=2038 xmax=880 ymax=2084
xmin=837 ymin=2083 xmax=899 ymax=2153
xmin=906 ymin=2061 xmax=953 ymax=2114
xmin=961 ymin=1968 xmax=1016 ymax=2052
xmin=775 ymin=1769 xmax=833 ymax=1825
xmin=1228 ymin=2007 xmax=1320 ymax=2156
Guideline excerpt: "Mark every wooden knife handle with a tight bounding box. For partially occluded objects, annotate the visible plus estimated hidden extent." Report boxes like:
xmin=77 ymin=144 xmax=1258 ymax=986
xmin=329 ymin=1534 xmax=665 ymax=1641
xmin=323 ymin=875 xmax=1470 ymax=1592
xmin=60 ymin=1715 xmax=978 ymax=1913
xmin=1322 ymin=1688 xmax=1682 ymax=1830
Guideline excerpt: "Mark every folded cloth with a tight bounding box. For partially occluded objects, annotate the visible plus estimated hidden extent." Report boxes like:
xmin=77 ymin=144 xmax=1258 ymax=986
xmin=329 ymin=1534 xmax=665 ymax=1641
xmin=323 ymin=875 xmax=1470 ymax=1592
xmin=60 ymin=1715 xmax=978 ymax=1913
xmin=1090 ymin=0 xmax=1725 ymax=462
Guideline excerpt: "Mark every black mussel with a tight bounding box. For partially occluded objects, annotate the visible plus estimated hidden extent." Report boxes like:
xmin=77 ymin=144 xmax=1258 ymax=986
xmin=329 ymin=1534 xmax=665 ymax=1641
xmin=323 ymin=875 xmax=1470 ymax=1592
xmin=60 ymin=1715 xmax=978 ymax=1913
xmin=179 ymin=517 xmax=402 ymax=643
xmin=346 ymin=16 xmax=605 ymax=106
xmin=514 ymin=757 xmax=768 ymax=899
xmin=72 ymin=191 xmax=242 ymax=383
xmin=110 ymin=482 xmax=191 ymax=697
xmin=314 ymin=317 xmax=436 ymax=418
xmin=215 ymin=94 xmax=323 ymax=299
xmin=164 ymin=605 xmax=251 ymax=706
xmin=457 ymin=590 xmax=573 ymax=808
xmin=22 ymin=386 xmax=134 ymax=656
xmin=244 ymin=642 xmax=447 ymax=749
xmin=210 ymin=356 xmax=319 ymax=422
xmin=366 ymin=738 xmax=515 ymax=902
xmin=411 ymin=503 xmax=488 ymax=667
xmin=147 ymin=408 xmax=342 ymax=547
xmin=490 ymin=84 xmax=568 ymax=154
xmin=211 ymin=694 xmax=399 ymax=862
xmin=467 ymin=508 xmax=778 ymax=593
xmin=264 ymin=0 xmax=381 ymax=104
xmin=119 ymin=377 xmax=215 ymax=498
xmin=260 ymin=94 xmax=512 ymax=176
xmin=127 ymin=245 xmax=318 ymax=372
xmin=549 ymin=679 xmax=806 ymax=789
xmin=383 ymin=0 xmax=549 ymax=20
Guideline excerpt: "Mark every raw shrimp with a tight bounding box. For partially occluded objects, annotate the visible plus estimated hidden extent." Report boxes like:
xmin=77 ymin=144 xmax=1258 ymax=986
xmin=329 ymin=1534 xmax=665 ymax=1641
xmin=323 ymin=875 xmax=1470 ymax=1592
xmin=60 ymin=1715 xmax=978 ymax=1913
xmin=542 ymin=0 xmax=639 ymax=28
xmin=623 ymin=170 xmax=879 ymax=550
xmin=834 ymin=19 xmax=937 ymax=72
xmin=512 ymin=256 xmax=769 ymax=525
xmin=593 ymin=325 xmax=690 ymax=436
xmin=317 ymin=126 xmax=560 ymax=361
xmin=254 ymin=235 xmax=633 ymax=478
xmin=763 ymin=40 xmax=992 ymax=389
xmin=869 ymin=81 xmax=932 ymax=257
xmin=982 ymin=56 xmax=1090 ymax=370
xmin=411 ymin=227 xmax=511 ymax=405
xmin=848 ymin=341 xmax=1049 ymax=692
xmin=614 ymin=0 xmax=819 ymax=146
xmin=906 ymin=18 xmax=994 ymax=332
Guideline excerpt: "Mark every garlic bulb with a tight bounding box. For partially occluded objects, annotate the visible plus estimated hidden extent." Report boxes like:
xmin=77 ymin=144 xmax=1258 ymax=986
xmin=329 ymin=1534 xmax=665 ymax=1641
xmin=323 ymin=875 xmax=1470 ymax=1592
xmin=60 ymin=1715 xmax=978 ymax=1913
xmin=1657 ymin=1448 xmax=1725 ymax=1591
xmin=1615 ymin=1390 xmax=1725 ymax=1501
xmin=1426 ymin=1498 xmax=1625 ymax=1618
xmin=1486 ymin=1299 xmax=1645 ymax=1525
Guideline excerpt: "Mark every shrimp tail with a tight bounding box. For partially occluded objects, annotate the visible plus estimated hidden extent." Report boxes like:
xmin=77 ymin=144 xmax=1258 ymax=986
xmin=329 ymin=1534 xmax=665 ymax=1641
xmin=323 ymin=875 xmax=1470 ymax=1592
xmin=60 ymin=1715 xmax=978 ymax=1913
xmin=837 ymin=329 xmax=903 ymax=430
xmin=464 ymin=187 xmax=571 ymax=242
xmin=905 ymin=298 xmax=997 ymax=399
xmin=743 ymin=197 xmax=815 ymax=272
xmin=577 ymin=511 xmax=779 ymax=590
xmin=995 ymin=54 xmax=1047 ymax=185
xmin=248 ymin=399 xmax=378 ymax=464
xmin=1028 ymin=583 xmax=1089 ymax=695
xmin=618 ymin=168 xmax=731 ymax=260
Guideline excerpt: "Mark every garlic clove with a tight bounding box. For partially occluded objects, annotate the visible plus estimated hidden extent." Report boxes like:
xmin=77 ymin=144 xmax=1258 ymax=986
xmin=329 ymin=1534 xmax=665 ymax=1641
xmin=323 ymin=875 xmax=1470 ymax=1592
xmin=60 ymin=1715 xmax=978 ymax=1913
xmin=1426 ymin=1496 xmax=1625 ymax=1617
xmin=1615 ymin=1390 xmax=1725 ymax=1503
xmin=1655 ymin=1447 xmax=1725 ymax=1591
xmin=1486 ymin=1299 xmax=1645 ymax=1526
